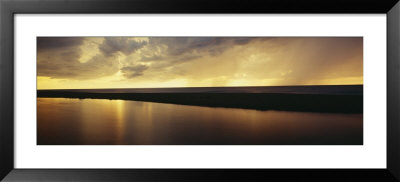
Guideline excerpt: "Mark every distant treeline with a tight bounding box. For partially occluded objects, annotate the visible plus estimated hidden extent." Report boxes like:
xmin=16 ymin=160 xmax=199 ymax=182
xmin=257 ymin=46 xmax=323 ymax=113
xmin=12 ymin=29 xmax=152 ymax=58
xmin=37 ymin=90 xmax=363 ymax=113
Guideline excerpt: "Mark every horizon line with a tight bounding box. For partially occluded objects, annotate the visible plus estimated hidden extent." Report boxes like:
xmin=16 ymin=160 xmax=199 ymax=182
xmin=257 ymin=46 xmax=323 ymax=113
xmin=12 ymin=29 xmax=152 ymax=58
xmin=37 ymin=84 xmax=363 ymax=91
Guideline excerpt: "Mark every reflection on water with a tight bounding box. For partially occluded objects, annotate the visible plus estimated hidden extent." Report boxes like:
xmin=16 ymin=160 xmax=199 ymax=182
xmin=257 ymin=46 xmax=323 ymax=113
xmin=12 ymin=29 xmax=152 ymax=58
xmin=37 ymin=98 xmax=362 ymax=145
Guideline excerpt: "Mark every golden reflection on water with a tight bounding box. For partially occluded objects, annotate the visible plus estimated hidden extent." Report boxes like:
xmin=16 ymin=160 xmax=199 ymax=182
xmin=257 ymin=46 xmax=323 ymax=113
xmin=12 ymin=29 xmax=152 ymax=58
xmin=37 ymin=98 xmax=363 ymax=145
xmin=115 ymin=100 xmax=125 ymax=144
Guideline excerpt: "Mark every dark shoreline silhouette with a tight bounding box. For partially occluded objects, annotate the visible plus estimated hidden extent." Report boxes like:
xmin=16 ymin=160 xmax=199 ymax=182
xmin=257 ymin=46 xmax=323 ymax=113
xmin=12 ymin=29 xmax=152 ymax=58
xmin=37 ymin=90 xmax=363 ymax=113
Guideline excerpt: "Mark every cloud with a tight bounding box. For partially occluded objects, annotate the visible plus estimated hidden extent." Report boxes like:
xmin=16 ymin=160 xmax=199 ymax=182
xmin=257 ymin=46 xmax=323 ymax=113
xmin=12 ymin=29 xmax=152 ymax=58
xmin=140 ymin=37 xmax=363 ymax=86
xmin=38 ymin=51 xmax=119 ymax=79
xmin=37 ymin=37 xmax=84 ymax=51
xmin=230 ymin=37 xmax=363 ymax=85
xmin=123 ymin=37 xmax=260 ymax=79
xmin=37 ymin=37 xmax=120 ymax=79
xmin=37 ymin=37 xmax=363 ymax=87
xmin=99 ymin=37 xmax=147 ymax=57
xmin=120 ymin=65 xmax=149 ymax=78
xmin=142 ymin=37 xmax=257 ymax=62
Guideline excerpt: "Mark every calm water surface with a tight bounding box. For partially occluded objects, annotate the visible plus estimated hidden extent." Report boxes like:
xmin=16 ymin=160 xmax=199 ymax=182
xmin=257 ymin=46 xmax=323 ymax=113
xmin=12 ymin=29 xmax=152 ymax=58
xmin=37 ymin=98 xmax=363 ymax=145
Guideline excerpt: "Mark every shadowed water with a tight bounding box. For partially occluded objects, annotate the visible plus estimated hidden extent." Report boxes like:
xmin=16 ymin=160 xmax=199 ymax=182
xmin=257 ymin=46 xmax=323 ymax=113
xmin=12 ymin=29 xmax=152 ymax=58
xmin=37 ymin=98 xmax=362 ymax=145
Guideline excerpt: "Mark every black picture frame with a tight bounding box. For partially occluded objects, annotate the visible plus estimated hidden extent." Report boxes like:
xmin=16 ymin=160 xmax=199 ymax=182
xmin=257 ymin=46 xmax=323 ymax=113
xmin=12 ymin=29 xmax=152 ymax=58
xmin=1 ymin=0 xmax=399 ymax=181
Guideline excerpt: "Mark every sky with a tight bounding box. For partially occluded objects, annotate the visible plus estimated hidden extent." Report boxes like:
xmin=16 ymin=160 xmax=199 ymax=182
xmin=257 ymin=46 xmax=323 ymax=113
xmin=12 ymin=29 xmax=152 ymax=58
xmin=37 ymin=37 xmax=363 ymax=89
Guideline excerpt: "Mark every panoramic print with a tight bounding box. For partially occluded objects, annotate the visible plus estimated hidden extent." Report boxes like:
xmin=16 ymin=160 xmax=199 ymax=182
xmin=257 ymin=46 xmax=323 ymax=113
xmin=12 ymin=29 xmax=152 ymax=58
xmin=37 ymin=37 xmax=363 ymax=145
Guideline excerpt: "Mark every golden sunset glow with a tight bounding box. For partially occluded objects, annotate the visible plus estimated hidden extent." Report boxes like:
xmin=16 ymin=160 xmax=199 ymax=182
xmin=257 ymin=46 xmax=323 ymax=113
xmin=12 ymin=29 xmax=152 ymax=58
xmin=37 ymin=37 xmax=363 ymax=89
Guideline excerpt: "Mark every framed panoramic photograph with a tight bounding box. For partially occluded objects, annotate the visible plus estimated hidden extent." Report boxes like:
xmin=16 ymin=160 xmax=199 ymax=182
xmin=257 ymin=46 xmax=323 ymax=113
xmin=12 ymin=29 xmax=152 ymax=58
xmin=36 ymin=36 xmax=364 ymax=145
xmin=1 ymin=0 xmax=400 ymax=181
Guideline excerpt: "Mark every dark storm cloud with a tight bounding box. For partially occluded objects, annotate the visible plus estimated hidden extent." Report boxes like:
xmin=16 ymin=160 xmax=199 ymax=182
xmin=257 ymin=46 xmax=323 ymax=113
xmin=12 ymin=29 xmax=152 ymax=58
xmin=120 ymin=65 xmax=149 ymax=78
xmin=38 ymin=52 xmax=119 ymax=79
xmin=40 ymin=37 xmax=258 ymax=80
xmin=37 ymin=37 xmax=363 ymax=84
xmin=118 ymin=37 xmax=260 ymax=79
xmin=140 ymin=55 xmax=163 ymax=62
xmin=99 ymin=37 xmax=147 ymax=57
xmin=232 ymin=38 xmax=254 ymax=45
xmin=37 ymin=37 xmax=84 ymax=51
xmin=142 ymin=37 xmax=257 ymax=62
xmin=37 ymin=37 xmax=119 ymax=79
